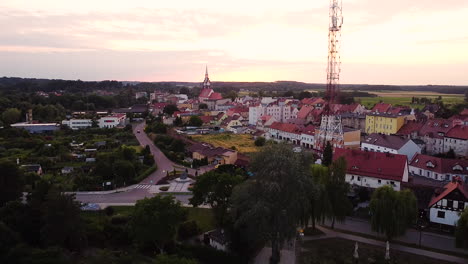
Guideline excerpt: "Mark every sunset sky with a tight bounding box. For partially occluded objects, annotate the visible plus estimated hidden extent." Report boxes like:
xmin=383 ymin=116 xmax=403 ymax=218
xmin=1 ymin=0 xmax=467 ymax=85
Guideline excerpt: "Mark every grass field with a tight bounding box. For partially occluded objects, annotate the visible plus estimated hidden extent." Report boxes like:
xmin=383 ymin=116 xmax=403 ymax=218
xmin=191 ymin=133 xmax=260 ymax=153
xmin=356 ymin=96 xmax=463 ymax=109
xmin=299 ymin=238 xmax=455 ymax=264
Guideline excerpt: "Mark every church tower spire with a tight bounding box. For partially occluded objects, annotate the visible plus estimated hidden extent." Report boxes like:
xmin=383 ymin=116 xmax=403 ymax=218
xmin=203 ymin=65 xmax=211 ymax=89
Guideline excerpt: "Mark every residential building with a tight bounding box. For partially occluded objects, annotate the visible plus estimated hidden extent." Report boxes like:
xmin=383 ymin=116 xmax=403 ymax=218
xmin=266 ymin=122 xmax=303 ymax=145
xmin=98 ymin=114 xmax=127 ymax=128
xmin=313 ymin=126 xmax=361 ymax=149
xmin=361 ymin=133 xmax=421 ymax=160
xmin=418 ymin=119 xmax=453 ymax=155
xmin=365 ymin=112 xmax=406 ymax=135
xmin=396 ymin=121 xmax=425 ymax=139
xmin=188 ymin=143 xmax=238 ymax=165
xmin=409 ymin=153 xmax=468 ymax=182
xmin=300 ymin=125 xmax=316 ymax=149
xmin=248 ymin=99 xmax=298 ymax=125
xmin=62 ymin=119 xmax=93 ymax=130
xmin=371 ymin=103 xmax=392 ymax=113
xmin=135 ymin=92 xmax=147 ymax=99
xmin=443 ymin=125 xmax=468 ymax=157
xmin=340 ymin=112 xmax=366 ymax=133
xmin=205 ymin=229 xmax=229 ymax=252
xmin=334 ymin=148 xmax=409 ymax=191
xmin=428 ymin=178 xmax=468 ymax=227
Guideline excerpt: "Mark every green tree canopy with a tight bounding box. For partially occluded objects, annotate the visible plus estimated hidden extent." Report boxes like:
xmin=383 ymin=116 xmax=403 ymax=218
xmin=189 ymin=170 xmax=244 ymax=227
xmin=231 ymin=144 xmax=313 ymax=264
xmin=2 ymin=108 xmax=21 ymax=125
xmin=163 ymin=104 xmax=179 ymax=116
xmin=188 ymin=116 xmax=203 ymax=127
xmin=369 ymin=186 xmax=417 ymax=240
xmin=456 ymin=208 xmax=468 ymax=249
xmin=322 ymin=141 xmax=333 ymax=167
xmin=254 ymin=137 xmax=266 ymax=146
xmin=0 ymin=160 xmax=23 ymax=207
xmin=130 ymin=195 xmax=186 ymax=253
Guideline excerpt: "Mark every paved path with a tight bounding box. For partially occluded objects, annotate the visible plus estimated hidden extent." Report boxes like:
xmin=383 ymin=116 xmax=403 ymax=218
xmin=75 ymin=122 xmax=214 ymax=206
xmin=323 ymin=217 xmax=468 ymax=256
xmin=303 ymin=225 xmax=468 ymax=264
xmin=254 ymin=240 xmax=296 ymax=264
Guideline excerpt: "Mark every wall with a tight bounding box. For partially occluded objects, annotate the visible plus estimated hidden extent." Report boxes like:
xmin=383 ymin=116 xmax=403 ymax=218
xmin=429 ymin=207 xmax=462 ymax=226
xmin=344 ymin=130 xmax=361 ymax=149
xmin=345 ymin=173 xmax=401 ymax=191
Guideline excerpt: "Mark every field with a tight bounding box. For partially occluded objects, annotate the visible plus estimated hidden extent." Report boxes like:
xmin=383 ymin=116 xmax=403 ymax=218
xmin=299 ymin=238 xmax=455 ymax=264
xmin=191 ymin=133 xmax=260 ymax=153
xmin=356 ymin=92 xmax=464 ymax=109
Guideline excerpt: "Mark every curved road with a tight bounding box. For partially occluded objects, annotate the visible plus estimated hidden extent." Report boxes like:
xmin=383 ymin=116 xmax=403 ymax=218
xmin=75 ymin=122 xmax=212 ymax=206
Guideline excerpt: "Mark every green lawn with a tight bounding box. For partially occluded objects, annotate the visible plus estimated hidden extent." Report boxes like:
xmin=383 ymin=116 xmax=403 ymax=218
xmin=299 ymin=238 xmax=454 ymax=264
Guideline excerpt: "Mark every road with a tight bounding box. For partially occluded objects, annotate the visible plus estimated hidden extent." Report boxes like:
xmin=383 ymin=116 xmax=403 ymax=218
xmin=75 ymin=121 xmax=211 ymax=207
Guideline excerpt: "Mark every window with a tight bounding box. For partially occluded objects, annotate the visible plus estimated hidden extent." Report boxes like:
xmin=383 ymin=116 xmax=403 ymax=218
xmin=459 ymin=202 xmax=465 ymax=210
xmin=437 ymin=211 xmax=445 ymax=218
xmin=357 ymin=177 xmax=361 ymax=181
xmin=447 ymin=200 xmax=453 ymax=209
xmin=378 ymin=180 xmax=381 ymax=184
xmin=351 ymin=176 xmax=354 ymax=180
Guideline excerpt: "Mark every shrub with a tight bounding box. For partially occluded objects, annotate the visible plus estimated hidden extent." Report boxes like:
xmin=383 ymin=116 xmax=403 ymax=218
xmin=159 ymin=186 xmax=169 ymax=191
xmin=254 ymin=137 xmax=266 ymax=146
xmin=178 ymin=220 xmax=201 ymax=240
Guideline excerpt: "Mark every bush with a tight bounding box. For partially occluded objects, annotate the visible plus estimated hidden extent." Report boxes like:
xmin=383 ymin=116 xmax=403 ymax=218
xmin=110 ymin=215 xmax=130 ymax=225
xmin=178 ymin=220 xmax=201 ymax=240
xmin=104 ymin=206 xmax=114 ymax=216
xmin=160 ymin=186 xmax=169 ymax=191
xmin=254 ymin=137 xmax=266 ymax=146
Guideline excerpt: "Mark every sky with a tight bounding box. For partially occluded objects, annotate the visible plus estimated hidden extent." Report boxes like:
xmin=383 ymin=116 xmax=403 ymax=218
xmin=0 ymin=0 xmax=467 ymax=85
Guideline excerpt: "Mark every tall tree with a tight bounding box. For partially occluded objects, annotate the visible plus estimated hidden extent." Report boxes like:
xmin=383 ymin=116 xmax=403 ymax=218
xmin=231 ymin=144 xmax=312 ymax=264
xmin=455 ymin=208 xmax=468 ymax=249
xmin=188 ymin=116 xmax=203 ymax=127
xmin=369 ymin=186 xmax=417 ymax=240
xmin=322 ymin=141 xmax=333 ymax=167
xmin=306 ymin=164 xmax=329 ymax=229
xmin=130 ymin=195 xmax=186 ymax=253
xmin=40 ymin=189 xmax=87 ymax=251
xmin=190 ymin=171 xmax=244 ymax=227
xmin=1 ymin=108 xmax=21 ymax=125
xmin=326 ymin=157 xmax=352 ymax=228
xmin=0 ymin=160 xmax=23 ymax=207
xmin=163 ymin=104 xmax=179 ymax=116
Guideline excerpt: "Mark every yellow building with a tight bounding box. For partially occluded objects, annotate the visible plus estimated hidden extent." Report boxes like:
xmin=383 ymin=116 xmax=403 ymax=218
xmin=365 ymin=113 xmax=405 ymax=135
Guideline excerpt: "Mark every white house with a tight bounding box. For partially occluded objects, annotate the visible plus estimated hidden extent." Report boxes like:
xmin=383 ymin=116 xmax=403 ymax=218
xmin=62 ymin=119 xmax=93 ymax=130
xmin=361 ymin=133 xmax=421 ymax=160
xmin=443 ymin=125 xmax=468 ymax=157
xmin=266 ymin=122 xmax=303 ymax=145
xmin=206 ymin=229 xmax=229 ymax=252
xmin=409 ymin=153 xmax=468 ymax=182
xmin=428 ymin=178 xmax=468 ymax=227
xmin=98 ymin=114 xmax=127 ymax=128
xmin=334 ymin=148 xmax=409 ymax=191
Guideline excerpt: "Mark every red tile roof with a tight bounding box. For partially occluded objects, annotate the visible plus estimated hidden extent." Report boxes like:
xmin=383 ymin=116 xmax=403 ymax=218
xmin=152 ymin=103 xmax=168 ymax=109
xmin=334 ymin=148 xmax=407 ymax=181
xmin=302 ymin=124 xmax=316 ymax=136
xmin=446 ymin=125 xmax=468 ymax=140
xmin=199 ymin=115 xmax=214 ymax=124
xmin=301 ymin=97 xmax=325 ymax=106
xmin=461 ymin=108 xmax=468 ymax=116
xmin=338 ymin=103 xmax=360 ymax=113
xmin=297 ymin=105 xmax=314 ymax=119
xmin=372 ymin=103 xmax=392 ymax=113
xmin=397 ymin=121 xmax=424 ymax=136
xmin=269 ymin=122 xmax=303 ymax=134
xmin=199 ymin=88 xmax=213 ymax=98
xmin=428 ymin=178 xmax=468 ymax=207
xmin=208 ymin=92 xmax=223 ymax=100
xmin=419 ymin=119 xmax=453 ymax=139
xmin=409 ymin=153 xmax=468 ymax=175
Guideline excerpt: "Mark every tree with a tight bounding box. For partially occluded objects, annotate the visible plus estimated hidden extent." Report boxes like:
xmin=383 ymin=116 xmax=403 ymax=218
xmin=325 ymin=157 xmax=352 ymax=228
xmin=190 ymin=171 xmax=244 ymax=227
xmin=298 ymin=91 xmax=313 ymax=100
xmin=0 ymin=160 xmax=23 ymax=207
xmin=130 ymin=196 xmax=186 ymax=253
xmin=456 ymin=208 xmax=468 ymax=249
xmin=322 ymin=141 xmax=333 ymax=167
xmin=188 ymin=116 xmax=203 ymax=127
xmin=225 ymin=91 xmax=238 ymax=101
xmin=41 ymin=189 xmax=87 ymax=251
xmin=231 ymin=144 xmax=312 ymax=264
xmin=2 ymin=108 xmax=21 ymax=125
xmin=113 ymin=160 xmax=135 ymax=186
xmin=369 ymin=186 xmax=417 ymax=240
xmin=305 ymin=164 xmax=329 ymax=229
xmin=254 ymin=137 xmax=266 ymax=146
xmin=174 ymin=116 xmax=183 ymax=126
xmin=446 ymin=148 xmax=456 ymax=159
xmin=179 ymin=87 xmax=191 ymax=95
xmin=199 ymin=103 xmax=208 ymax=109
xmin=163 ymin=104 xmax=179 ymax=116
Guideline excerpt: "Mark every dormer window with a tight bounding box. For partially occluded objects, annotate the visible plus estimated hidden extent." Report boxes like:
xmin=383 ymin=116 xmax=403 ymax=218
xmin=453 ymin=165 xmax=463 ymax=171
xmin=415 ymin=159 xmax=419 ymax=163
xmin=426 ymin=161 xmax=435 ymax=168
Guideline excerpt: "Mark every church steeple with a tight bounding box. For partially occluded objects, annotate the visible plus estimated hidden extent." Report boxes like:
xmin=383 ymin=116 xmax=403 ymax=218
xmin=203 ymin=65 xmax=211 ymax=89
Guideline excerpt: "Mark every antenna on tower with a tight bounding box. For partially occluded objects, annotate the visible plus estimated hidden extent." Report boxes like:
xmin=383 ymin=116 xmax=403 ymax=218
xmin=315 ymin=0 xmax=344 ymax=151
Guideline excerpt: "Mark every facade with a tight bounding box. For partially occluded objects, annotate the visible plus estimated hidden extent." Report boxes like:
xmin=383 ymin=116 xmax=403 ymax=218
xmin=334 ymin=148 xmax=409 ymax=191
xmin=409 ymin=153 xmax=468 ymax=182
xmin=135 ymin=92 xmax=147 ymax=99
xmin=443 ymin=125 xmax=468 ymax=157
xmin=188 ymin=143 xmax=238 ymax=165
xmin=365 ymin=112 xmax=406 ymax=135
xmin=248 ymin=100 xmax=298 ymax=125
xmin=266 ymin=122 xmax=303 ymax=145
xmin=98 ymin=114 xmax=127 ymax=128
xmin=62 ymin=119 xmax=93 ymax=130
xmin=418 ymin=119 xmax=453 ymax=155
xmin=340 ymin=113 xmax=366 ymax=133
xmin=428 ymin=178 xmax=468 ymax=227
xmin=361 ymin=133 xmax=421 ymax=160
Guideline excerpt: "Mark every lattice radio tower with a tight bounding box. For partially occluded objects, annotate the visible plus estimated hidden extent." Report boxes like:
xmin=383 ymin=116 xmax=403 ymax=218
xmin=315 ymin=0 xmax=344 ymax=151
